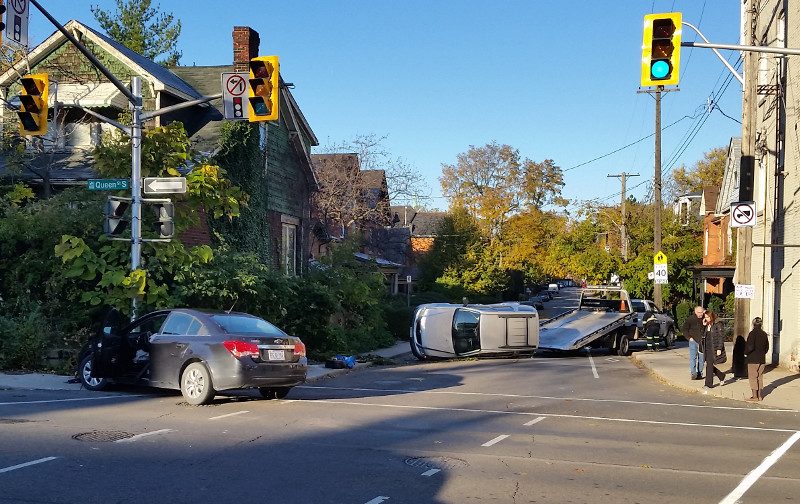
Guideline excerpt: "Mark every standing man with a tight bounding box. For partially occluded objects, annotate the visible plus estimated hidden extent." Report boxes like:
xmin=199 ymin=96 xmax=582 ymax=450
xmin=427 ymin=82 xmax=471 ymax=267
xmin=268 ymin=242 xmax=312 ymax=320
xmin=744 ymin=317 xmax=769 ymax=401
xmin=683 ymin=306 xmax=705 ymax=380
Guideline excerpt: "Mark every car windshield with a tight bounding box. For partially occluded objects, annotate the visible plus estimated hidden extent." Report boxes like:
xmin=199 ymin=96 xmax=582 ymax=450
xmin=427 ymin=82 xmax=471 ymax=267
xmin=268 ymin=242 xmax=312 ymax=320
xmin=211 ymin=314 xmax=286 ymax=336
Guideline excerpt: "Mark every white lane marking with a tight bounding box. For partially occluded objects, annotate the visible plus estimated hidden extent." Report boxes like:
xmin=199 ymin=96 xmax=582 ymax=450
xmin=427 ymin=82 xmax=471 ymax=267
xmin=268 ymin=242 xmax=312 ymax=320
xmin=524 ymin=416 xmax=546 ymax=426
xmin=298 ymin=385 xmax=796 ymax=413
xmin=482 ymin=435 xmax=510 ymax=447
xmin=364 ymin=497 xmax=389 ymax=504
xmin=586 ymin=349 xmax=599 ymax=378
xmin=421 ymin=468 xmax=440 ymax=477
xmin=719 ymin=430 xmax=800 ymax=504
xmin=115 ymin=429 xmax=173 ymax=443
xmin=300 ymin=399 xmax=798 ymax=433
xmin=0 ymin=457 xmax=57 ymax=474
xmin=0 ymin=395 xmax=146 ymax=406
xmin=209 ymin=411 xmax=249 ymax=420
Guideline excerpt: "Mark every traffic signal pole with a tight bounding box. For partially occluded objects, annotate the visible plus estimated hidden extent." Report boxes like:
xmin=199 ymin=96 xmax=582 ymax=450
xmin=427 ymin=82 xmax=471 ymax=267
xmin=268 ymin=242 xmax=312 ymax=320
xmin=653 ymin=87 xmax=663 ymax=309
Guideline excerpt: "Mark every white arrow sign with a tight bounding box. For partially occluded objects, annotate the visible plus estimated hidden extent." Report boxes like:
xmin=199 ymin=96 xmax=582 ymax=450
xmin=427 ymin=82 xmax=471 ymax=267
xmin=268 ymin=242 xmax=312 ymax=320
xmin=143 ymin=177 xmax=187 ymax=194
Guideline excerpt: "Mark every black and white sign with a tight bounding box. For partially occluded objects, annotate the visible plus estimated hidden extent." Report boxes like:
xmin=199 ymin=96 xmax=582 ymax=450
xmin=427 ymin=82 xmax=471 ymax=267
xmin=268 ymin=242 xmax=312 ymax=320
xmin=7 ymin=0 xmax=29 ymax=46
xmin=730 ymin=201 xmax=757 ymax=228
xmin=221 ymin=73 xmax=249 ymax=120
xmin=735 ymin=284 xmax=755 ymax=299
xmin=143 ymin=177 xmax=186 ymax=195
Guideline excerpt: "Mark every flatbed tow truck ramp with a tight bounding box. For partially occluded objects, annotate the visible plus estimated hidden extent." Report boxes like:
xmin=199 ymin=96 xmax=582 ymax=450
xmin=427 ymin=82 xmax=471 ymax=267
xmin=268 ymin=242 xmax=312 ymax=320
xmin=538 ymin=286 xmax=636 ymax=355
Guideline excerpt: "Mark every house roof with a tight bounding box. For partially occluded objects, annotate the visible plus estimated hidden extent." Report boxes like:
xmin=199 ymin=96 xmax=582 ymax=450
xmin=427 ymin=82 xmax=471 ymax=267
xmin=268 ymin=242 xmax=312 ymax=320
xmin=410 ymin=212 xmax=446 ymax=236
xmin=169 ymin=65 xmax=229 ymax=154
xmin=701 ymin=186 xmax=720 ymax=215
xmin=0 ymin=20 xmax=201 ymax=102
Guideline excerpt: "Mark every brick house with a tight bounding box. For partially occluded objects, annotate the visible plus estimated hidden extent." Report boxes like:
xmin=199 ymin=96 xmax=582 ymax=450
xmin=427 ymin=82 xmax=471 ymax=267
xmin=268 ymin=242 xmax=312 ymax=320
xmin=0 ymin=21 xmax=318 ymax=275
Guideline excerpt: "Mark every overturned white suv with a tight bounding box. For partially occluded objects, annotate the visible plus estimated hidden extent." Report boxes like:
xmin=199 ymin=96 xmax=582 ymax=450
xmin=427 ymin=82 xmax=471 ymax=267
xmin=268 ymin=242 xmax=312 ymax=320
xmin=410 ymin=302 xmax=539 ymax=360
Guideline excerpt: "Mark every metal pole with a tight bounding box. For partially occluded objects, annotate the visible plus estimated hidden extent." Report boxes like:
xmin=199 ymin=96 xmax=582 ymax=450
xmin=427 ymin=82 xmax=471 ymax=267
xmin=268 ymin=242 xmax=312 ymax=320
xmin=654 ymin=87 xmax=663 ymax=309
xmin=130 ymin=77 xmax=143 ymax=317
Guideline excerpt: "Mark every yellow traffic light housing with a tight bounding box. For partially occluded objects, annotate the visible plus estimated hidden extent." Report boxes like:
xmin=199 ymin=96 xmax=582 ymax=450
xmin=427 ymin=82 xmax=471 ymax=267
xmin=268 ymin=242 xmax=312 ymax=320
xmin=248 ymin=56 xmax=279 ymax=122
xmin=17 ymin=73 xmax=49 ymax=136
xmin=641 ymin=13 xmax=682 ymax=87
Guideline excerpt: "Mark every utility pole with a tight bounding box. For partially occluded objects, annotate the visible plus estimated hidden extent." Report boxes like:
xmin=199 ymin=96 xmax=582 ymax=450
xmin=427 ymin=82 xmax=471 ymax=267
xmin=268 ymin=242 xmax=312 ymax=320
xmin=608 ymin=172 xmax=639 ymax=262
xmin=654 ymin=87 xmax=663 ymax=309
xmin=735 ymin=2 xmax=757 ymax=342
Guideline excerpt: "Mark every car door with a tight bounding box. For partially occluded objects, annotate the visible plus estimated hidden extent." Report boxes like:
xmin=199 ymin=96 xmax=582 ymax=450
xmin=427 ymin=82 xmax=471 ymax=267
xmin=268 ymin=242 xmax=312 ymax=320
xmin=92 ymin=312 xmax=166 ymax=379
xmin=149 ymin=312 xmax=208 ymax=388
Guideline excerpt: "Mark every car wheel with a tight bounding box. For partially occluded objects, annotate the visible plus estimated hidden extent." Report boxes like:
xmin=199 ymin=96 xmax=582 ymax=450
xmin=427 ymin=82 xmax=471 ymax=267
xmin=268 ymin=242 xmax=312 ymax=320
xmin=664 ymin=328 xmax=675 ymax=348
xmin=616 ymin=334 xmax=630 ymax=356
xmin=258 ymin=387 xmax=290 ymax=399
xmin=79 ymin=354 xmax=108 ymax=391
xmin=180 ymin=362 xmax=215 ymax=405
xmin=410 ymin=339 xmax=427 ymax=361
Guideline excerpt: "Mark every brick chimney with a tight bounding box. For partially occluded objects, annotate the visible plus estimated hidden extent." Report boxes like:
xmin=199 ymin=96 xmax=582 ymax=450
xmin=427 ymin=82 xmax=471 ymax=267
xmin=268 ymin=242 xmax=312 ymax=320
xmin=233 ymin=27 xmax=260 ymax=72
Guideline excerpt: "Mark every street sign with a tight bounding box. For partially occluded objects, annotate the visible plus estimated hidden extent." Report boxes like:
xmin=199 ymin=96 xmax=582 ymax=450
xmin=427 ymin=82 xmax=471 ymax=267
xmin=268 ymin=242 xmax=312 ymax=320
xmin=88 ymin=178 xmax=129 ymax=191
xmin=735 ymin=284 xmax=755 ymax=299
xmin=143 ymin=177 xmax=186 ymax=194
xmin=730 ymin=201 xmax=757 ymax=228
xmin=221 ymin=72 xmax=249 ymax=120
xmin=653 ymin=251 xmax=668 ymax=284
xmin=7 ymin=0 xmax=29 ymax=46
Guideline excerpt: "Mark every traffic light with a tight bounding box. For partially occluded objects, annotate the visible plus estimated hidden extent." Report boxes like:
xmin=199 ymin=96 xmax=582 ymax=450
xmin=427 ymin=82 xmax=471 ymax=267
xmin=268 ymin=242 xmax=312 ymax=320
xmin=641 ymin=13 xmax=682 ymax=87
xmin=17 ymin=73 xmax=49 ymax=135
xmin=0 ymin=5 xmax=6 ymax=32
xmin=248 ymin=56 xmax=279 ymax=122
xmin=152 ymin=201 xmax=174 ymax=239
xmin=104 ymin=196 xmax=130 ymax=236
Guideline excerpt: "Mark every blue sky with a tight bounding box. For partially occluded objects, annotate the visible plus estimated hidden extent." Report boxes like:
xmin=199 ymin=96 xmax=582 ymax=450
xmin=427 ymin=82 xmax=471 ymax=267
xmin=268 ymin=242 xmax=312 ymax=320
xmin=28 ymin=1 xmax=743 ymax=213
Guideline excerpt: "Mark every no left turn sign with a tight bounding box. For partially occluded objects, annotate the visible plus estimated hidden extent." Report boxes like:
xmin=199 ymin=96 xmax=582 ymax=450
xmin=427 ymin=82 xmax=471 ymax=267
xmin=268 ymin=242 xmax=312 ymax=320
xmin=730 ymin=201 xmax=756 ymax=228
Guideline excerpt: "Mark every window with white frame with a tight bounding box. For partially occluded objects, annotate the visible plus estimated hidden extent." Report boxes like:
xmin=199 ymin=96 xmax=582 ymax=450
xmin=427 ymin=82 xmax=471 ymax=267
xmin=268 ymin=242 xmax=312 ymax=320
xmin=282 ymin=217 xmax=298 ymax=276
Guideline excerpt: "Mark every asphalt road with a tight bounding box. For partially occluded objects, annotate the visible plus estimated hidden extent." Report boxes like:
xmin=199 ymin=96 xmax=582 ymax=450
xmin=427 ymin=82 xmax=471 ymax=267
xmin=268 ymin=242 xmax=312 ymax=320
xmin=2 ymin=342 xmax=799 ymax=503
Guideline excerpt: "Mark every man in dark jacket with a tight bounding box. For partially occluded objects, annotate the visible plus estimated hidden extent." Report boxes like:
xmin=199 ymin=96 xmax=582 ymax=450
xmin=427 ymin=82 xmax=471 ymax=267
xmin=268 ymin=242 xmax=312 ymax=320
xmin=744 ymin=317 xmax=769 ymax=401
xmin=682 ymin=306 xmax=705 ymax=380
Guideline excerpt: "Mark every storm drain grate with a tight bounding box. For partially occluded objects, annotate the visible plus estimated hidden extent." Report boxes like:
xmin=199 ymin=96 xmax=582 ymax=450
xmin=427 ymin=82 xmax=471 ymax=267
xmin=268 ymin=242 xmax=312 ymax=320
xmin=405 ymin=456 xmax=468 ymax=471
xmin=72 ymin=430 xmax=135 ymax=442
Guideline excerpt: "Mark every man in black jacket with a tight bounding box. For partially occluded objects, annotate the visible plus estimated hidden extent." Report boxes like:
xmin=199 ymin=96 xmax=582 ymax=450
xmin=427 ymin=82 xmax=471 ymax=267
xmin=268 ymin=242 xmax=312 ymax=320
xmin=745 ymin=317 xmax=769 ymax=401
xmin=682 ymin=306 xmax=705 ymax=380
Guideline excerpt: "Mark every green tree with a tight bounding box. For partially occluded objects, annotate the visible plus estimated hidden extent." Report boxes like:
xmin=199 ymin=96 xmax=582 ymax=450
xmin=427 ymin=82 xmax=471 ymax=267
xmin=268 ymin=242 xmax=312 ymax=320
xmin=91 ymin=0 xmax=182 ymax=66
xmin=671 ymin=146 xmax=727 ymax=195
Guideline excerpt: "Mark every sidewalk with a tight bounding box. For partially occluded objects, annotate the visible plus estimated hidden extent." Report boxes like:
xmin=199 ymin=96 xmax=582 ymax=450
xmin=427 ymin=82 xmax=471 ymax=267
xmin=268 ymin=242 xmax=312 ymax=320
xmin=1 ymin=340 xmax=798 ymax=411
xmin=0 ymin=340 xmax=414 ymax=392
xmin=631 ymin=340 xmax=800 ymax=411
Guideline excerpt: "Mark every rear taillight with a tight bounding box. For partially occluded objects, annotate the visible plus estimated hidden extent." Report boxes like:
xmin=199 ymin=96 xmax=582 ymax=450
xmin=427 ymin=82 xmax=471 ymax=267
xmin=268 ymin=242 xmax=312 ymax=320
xmin=293 ymin=343 xmax=306 ymax=358
xmin=223 ymin=341 xmax=260 ymax=358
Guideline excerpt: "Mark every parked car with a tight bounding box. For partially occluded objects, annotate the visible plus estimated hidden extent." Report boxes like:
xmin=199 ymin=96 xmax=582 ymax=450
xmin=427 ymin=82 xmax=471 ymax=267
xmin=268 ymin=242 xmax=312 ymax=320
xmin=548 ymin=283 xmax=560 ymax=293
xmin=410 ymin=302 xmax=539 ymax=360
xmin=78 ymin=308 xmax=307 ymax=405
xmin=626 ymin=299 xmax=676 ymax=347
xmin=538 ymin=290 xmax=553 ymax=301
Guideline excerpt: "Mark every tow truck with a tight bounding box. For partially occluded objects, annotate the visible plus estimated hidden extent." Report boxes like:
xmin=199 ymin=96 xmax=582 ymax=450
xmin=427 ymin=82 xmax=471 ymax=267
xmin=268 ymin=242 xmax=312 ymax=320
xmin=537 ymin=285 xmax=636 ymax=355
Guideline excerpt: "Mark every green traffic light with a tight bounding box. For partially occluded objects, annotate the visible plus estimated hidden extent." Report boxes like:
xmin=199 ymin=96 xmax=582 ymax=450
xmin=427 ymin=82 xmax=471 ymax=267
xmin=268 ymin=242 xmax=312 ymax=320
xmin=651 ymin=60 xmax=670 ymax=79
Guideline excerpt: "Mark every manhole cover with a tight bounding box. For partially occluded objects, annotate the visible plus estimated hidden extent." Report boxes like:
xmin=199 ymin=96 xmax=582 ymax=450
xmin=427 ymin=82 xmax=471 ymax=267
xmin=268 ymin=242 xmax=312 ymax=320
xmin=405 ymin=456 xmax=468 ymax=470
xmin=72 ymin=431 xmax=134 ymax=442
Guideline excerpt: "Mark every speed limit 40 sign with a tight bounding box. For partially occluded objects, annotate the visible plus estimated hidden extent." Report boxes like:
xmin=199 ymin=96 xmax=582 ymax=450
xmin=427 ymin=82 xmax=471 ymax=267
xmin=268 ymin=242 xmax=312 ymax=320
xmin=653 ymin=251 xmax=668 ymax=285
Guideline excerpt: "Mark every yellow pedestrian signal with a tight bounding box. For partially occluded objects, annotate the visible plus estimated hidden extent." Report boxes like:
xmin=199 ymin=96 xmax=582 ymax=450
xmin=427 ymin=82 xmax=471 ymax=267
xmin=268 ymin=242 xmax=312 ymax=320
xmin=17 ymin=73 xmax=49 ymax=136
xmin=248 ymin=56 xmax=279 ymax=122
xmin=641 ymin=13 xmax=682 ymax=87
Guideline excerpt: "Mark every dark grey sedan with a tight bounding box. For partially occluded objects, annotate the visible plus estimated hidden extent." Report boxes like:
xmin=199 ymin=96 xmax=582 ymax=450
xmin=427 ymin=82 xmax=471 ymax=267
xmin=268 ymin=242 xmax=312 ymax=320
xmin=79 ymin=309 xmax=307 ymax=405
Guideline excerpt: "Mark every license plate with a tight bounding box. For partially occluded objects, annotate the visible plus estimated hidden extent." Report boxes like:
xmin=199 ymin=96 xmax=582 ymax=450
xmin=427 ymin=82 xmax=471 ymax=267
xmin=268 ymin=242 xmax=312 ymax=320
xmin=268 ymin=350 xmax=284 ymax=361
